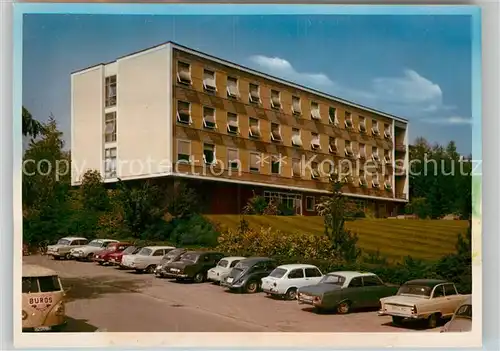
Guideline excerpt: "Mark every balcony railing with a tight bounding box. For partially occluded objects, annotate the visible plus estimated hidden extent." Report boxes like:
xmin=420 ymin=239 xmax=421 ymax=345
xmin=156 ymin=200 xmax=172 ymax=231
xmin=395 ymin=143 xmax=406 ymax=152
xmin=396 ymin=192 xmax=407 ymax=200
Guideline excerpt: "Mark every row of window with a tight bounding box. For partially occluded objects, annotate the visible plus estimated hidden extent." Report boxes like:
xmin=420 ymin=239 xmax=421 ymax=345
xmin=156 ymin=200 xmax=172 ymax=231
xmin=177 ymin=139 xmax=394 ymax=189
xmin=178 ymin=101 xmax=393 ymax=160
xmin=177 ymin=61 xmax=395 ymax=135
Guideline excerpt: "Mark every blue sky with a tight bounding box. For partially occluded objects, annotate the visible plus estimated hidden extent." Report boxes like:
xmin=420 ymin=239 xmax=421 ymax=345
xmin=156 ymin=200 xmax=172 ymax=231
xmin=23 ymin=14 xmax=473 ymax=154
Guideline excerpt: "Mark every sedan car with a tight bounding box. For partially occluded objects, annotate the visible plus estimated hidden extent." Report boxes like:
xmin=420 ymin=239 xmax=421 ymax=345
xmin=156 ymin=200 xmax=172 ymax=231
xmin=121 ymin=246 xmax=176 ymax=273
xmin=297 ymin=271 xmax=399 ymax=314
xmin=379 ymin=279 xmax=468 ymax=328
xmin=441 ymin=295 xmax=472 ymax=332
xmin=162 ymin=251 xmax=225 ymax=283
xmin=262 ymin=264 xmax=323 ymax=300
xmin=207 ymin=256 xmax=246 ymax=284
xmin=154 ymin=248 xmax=187 ymax=277
xmin=221 ymin=257 xmax=277 ymax=293
xmin=47 ymin=237 xmax=88 ymax=260
xmin=93 ymin=242 xmax=132 ymax=265
xmin=108 ymin=245 xmax=141 ymax=266
xmin=70 ymin=239 xmax=119 ymax=261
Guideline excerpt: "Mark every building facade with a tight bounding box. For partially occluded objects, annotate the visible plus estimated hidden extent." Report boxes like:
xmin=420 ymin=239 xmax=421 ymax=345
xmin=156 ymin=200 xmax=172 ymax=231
xmin=71 ymin=42 xmax=409 ymax=217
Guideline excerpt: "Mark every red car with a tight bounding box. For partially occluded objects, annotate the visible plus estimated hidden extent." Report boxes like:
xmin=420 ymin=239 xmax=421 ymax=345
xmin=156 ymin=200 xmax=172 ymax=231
xmin=107 ymin=245 xmax=141 ymax=266
xmin=93 ymin=242 xmax=132 ymax=265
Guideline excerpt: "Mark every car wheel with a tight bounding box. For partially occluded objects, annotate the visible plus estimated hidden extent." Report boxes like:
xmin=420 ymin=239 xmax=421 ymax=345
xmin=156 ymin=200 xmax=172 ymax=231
xmin=86 ymin=253 xmax=93 ymax=261
xmin=427 ymin=314 xmax=438 ymax=329
xmin=392 ymin=316 xmax=404 ymax=325
xmin=65 ymin=253 xmax=71 ymax=260
xmin=53 ymin=256 xmax=60 ymax=260
xmin=146 ymin=265 xmax=156 ymax=274
xmin=285 ymin=287 xmax=298 ymax=300
xmin=336 ymin=301 xmax=351 ymax=314
xmin=193 ymin=272 xmax=205 ymax=283
xmin=245 ymin=281 xmax=259 ymax=294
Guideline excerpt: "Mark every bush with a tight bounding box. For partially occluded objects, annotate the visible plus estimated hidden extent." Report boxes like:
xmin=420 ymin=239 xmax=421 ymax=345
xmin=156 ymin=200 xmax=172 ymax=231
xmin=217 ymin=225 xmax=337 ymax=261
xmin=170 ymin=215 xmax=220 ymax=247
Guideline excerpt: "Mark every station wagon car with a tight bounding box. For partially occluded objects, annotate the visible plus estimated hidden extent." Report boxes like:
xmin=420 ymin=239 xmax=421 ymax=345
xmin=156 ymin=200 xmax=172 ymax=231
xmin=155 ymin=248 xmax=188 ymax=277
xmin=47 ymin=237 xmax=88 ymax=260
xmin=93 ymin=242 xmax=132 ymax=265
xmin=163 ymin=251 xmax=225 ymax=283
xmin=441 ymin=295 xmax=472 ymax=333
xmin=221 ymin=257 xmax=277 ymax=293
xmin=262 ymin=264 xmax=323 ymax=300
xmin=379 ymin=279 xmax=469 ymax=328
xmin=207 ymin=256 xmax=246 ymax=284
xmin=69 ymin=239 xmax=119 ymax=261
xmin=121 ymin=246 xmax=176 ymax=273
xmin=298 ymin=271 xmax=398 ymax=314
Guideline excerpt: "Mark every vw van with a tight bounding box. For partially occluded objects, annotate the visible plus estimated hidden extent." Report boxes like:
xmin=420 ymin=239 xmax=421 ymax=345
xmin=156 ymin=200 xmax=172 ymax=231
xmin=22 ymin=264 xmax=66 ymax=331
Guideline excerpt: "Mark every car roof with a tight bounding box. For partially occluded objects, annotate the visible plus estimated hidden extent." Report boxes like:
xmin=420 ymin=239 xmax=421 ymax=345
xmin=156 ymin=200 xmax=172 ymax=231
xmin=61 ymin=237 xmax=87 ymax=241
xmin=277 ymin=264 xmax=319 ymax=270
xmin=221 ymin=256 xmax=246 ymax=261
xmin=240 ymin=257 xmax=273 ymax=264
xmin=23 ymin=264 xmax=58 ymax=277
xmin=404 ymin=279 xmax=448 ymax=287
xmin=328 ymin=271 xmax=376 ymax=279
xmin=144 ymin=246 xmax=176 ymax=250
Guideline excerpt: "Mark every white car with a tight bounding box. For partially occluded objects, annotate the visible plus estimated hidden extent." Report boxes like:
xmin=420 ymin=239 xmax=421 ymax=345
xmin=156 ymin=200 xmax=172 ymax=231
xmin=47 ymin=237 xmax=88 ymax=260
xmin=120 ymin=246 xmax=176 ymax=273
xmin=70 ymin=239 xmax=118 ymax=261
xmin=261 ymin=264 xmax=324 ymax=300
xmin=207 ymin=256 xmax=246 ymax=283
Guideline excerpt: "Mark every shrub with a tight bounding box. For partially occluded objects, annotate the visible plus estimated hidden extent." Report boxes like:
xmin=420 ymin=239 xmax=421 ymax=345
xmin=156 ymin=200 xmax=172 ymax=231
xmin=216 ymin=226 xmax=336 ymax=261
xmin=242 ymin=193 xmax=268 ymax=215
xmin=170 ymin=214 xmax=220 ymax=247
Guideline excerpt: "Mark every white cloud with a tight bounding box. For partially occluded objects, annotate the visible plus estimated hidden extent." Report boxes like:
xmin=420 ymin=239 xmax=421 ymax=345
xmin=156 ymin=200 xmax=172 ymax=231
xmin=421 ymin=116 xmax=472 ymax=125
xmin=248 ymin=54 xmax=467 ymax=127
xmin=248 ymin=55 xmax=334 ymax=88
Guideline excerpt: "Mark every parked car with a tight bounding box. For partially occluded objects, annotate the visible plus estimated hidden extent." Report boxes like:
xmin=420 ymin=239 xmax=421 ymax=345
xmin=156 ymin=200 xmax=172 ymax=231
xmin=93 ymin=242 xmax=132 ymax=265
xmin=221 ymin=257 xmax=277 ymax=293
xmin=379 ymin=279 xmax=469 ymax=329
xmin=162 ymin=251 xmax=225 ymax=283
xmin=207 ymin=256 xmax=246 ymax=284
xmin=120 ymin=246 xmax=176 ymax=273
xmin=69 ymin=239 xmax=119 ymax=261
xmin=47 ymin=237 xmax=88 ymax=260
xmin=298 ymin=271 xmax=398 ymax=314
xmin=154 ymin=248 xmax=187 ymax=277
xmin=262 ymin=264 xmax=323 ymax=300
xmin=108 ymin=245 xmax=141 ymax=266
xmin=441 ymin=295 xmax=472 ymax=332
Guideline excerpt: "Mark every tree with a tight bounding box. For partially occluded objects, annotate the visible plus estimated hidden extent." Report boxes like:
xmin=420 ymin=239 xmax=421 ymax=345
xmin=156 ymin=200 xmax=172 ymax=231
xmin=165 ymin=181 xmax=200 ymax=219
xmin=79 ymin=170 xmax=110 ymax=212
xmin=22 ymin=106 xmax=44 ymax=138
xmin=315 ymin=173 xmax=361 ymax=262
xmin=116 ymin=180 xmax=167 ymax=237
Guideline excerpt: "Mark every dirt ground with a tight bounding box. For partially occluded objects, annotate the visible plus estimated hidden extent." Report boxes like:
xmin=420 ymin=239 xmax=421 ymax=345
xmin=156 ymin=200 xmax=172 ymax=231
xmin=23 ymin=255 xmax=443 ymax=332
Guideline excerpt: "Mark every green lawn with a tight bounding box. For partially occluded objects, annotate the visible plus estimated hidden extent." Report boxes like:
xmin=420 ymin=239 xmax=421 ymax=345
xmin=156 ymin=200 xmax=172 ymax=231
xmin=205 ymin=215 xmax=469 ymax=262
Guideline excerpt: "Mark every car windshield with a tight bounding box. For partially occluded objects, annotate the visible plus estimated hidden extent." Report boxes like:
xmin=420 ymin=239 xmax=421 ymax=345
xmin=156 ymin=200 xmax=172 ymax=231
xmin=137 ymin=248 xmax=152 ymax=256
xmin=88 ymin=241 xmax=103 ymax=247
xmin=180 ymin=253 xmax=199 ymax=262
xmin=122 ymin=246 xmax=136 ymax=254
xmin=398 ymin=284 xmax=432 ymax=297
xmin=56 ymin=239 xmax=70 ymax=246
xmin=320 ymin=274 xmax=345 ymax=285
xmin=165 ymin=249 xmax=184 ymax=259
xmin=107 ymin=245 xmax=117 ymax=252
xmin=455 ymin=304 xmax=472 ymax=319
xmin=269 ymin=268 xmax=287 ymax=278
xmin=22 ymin=276 xmax=62 ymax=293
xmin=217 ymin=260 xmax=229 ymax=268
xmin=234 ymin=261 xmax=253 ymax=270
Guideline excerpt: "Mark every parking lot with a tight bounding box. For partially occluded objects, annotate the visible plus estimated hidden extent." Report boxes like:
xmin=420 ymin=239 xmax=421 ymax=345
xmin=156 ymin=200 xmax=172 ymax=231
xmin=23 ymin=255 xmax=441 ymax=333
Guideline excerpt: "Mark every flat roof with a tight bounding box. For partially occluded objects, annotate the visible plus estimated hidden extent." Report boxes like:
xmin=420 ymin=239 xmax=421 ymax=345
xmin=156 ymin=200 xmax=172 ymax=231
xmin=71 ymin=41 xmax=408 ymax=123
